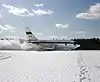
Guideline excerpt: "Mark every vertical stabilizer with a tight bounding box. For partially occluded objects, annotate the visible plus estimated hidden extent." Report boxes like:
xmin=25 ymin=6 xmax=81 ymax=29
xmin=25 ymin=27 xmax=38 ymax=41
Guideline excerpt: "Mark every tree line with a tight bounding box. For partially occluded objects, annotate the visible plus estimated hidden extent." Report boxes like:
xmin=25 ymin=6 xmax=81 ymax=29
xmin=73 ymin=38 xmax=100 ymax=50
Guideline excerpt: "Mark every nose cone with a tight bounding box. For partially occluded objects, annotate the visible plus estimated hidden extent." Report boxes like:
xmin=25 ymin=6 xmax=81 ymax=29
xmin=75 ymin=44 xmax=80 ymax=49
xmin=67 ymin=44 xmax=80 ymax=49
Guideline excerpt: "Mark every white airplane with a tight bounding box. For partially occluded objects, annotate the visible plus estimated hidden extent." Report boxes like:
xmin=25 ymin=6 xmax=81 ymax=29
xmin=24 ymin=27 xmax=80 ymax=51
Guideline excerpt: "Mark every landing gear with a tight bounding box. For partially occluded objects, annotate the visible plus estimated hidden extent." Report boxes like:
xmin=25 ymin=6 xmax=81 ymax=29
xmin=65 ymin=43 xmax=67 ymax=46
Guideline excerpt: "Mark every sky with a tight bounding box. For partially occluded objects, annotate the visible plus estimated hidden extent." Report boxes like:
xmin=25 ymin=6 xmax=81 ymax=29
xmin=0 ymin=0 xmax=100 ymax=39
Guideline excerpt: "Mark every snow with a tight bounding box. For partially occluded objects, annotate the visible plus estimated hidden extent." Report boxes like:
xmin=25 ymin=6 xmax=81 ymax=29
xmin=0 ymin=40 xmax=37 ymax=50
xmin=0 ymin=51 xmax=100 ymax=82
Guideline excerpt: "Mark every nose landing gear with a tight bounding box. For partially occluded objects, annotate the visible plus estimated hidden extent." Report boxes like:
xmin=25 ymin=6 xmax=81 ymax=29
xmin=65 ymin=43 xmax=67 ymax=46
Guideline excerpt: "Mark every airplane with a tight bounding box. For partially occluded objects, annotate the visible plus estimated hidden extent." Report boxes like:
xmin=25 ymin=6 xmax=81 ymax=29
xmin=24 ymin=27 xmax=80 ymax=51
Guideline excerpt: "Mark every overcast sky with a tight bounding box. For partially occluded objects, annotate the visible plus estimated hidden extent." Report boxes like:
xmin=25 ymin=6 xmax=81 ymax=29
xmin=0 ymin=0 xmax=100 ymax=39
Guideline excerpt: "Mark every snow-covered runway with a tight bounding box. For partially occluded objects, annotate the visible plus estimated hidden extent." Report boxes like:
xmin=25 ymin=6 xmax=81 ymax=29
xmin=0 ymin=51 xmax=100 ymax=82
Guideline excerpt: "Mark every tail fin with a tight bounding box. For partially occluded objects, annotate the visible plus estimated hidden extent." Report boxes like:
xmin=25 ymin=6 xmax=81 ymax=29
xmin=25 ymin=27 xmax=38 ymax=41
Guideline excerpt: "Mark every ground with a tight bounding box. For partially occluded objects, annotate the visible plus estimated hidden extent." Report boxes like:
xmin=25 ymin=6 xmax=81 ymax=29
xmin=0 ymin=51 xmax=100 ymax=82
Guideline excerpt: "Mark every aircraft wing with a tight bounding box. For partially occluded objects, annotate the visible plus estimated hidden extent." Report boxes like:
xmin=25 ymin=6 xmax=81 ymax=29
xmin=27 ymin=40 xmax=75 ymax=44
